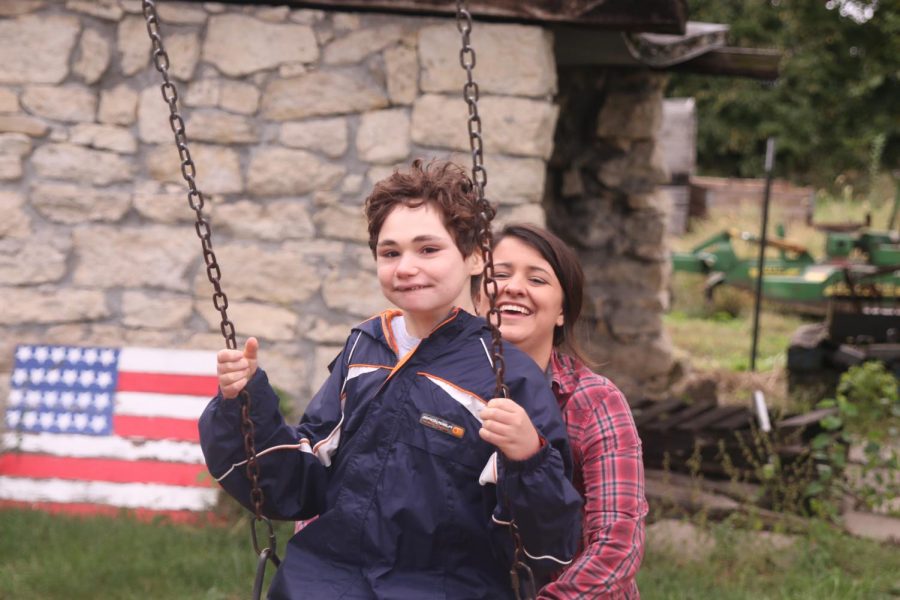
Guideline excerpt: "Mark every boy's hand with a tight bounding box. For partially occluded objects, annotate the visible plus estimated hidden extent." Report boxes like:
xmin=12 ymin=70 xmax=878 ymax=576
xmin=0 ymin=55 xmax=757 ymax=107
xmin=479 ymin=398 xmax=541 ymax=461
xmin=217 ymin=337 xmax=259 ymax=400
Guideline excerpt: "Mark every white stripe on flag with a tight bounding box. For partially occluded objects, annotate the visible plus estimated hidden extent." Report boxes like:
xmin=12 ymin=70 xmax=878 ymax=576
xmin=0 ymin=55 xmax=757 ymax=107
xmin=0 ymin=476 xmax=218 ymax=511
xmin=118 ymin=347 xmax=217 ymax=375
xmin=115 ymin=392 xmax=209 ymax=420
xmin=1 ymin=432 xmax=205 ymax=464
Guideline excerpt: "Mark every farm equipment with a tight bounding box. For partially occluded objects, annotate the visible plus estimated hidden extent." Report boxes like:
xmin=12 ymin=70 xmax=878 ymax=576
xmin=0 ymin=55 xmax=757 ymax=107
xmin=671 ymin=194 xmax=900 ymax=314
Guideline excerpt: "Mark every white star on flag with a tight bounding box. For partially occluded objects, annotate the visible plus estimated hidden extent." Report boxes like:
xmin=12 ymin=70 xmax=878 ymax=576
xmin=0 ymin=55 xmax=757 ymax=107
xmin=78 ymin=370 xmax=96 ymax=387
xmin=23 ymin=411 xmax=38 ymax=429
xmin=25 ymin=390 xmax=42 ymax=407
xmin=34 ymin=347 xmax=50 ymax=363
xmin=50 ymin=346 xmax=66 ymax=363
xmin=46 ymin=369 xmax=61 ymax=385
xmin=9 ymin=389 xmax=24 ymax=406
xmin=60 ymin=392 xmax=76 ymax=409
xmin=66 ymin=348 xmax=82 ymax=363
xmin=94 ymin=393 xmax=111 ymax=411
xmin=40 ymin=412 xmax=54 ymax=430
xmin=73 ymin=413 xmax=88 ymax=431
xmin=15 ymin=346 xmax=33 ymax=362
xmin=100 ymin=349 xmax=116 ymax=366
xmin=62 ymin=370 xmax=78 ymax=386
xmin=77 ymin=392 xmax=93 ymax=410
xmin=12 ymin=369 xmax=27 ymax=385
xmin=29 ymin=368 xmax=45 ymax=385
xmin=83 ymin=349 xmax=98 ymax=365
xmin=56 ymin=412 xmax=72 ymax=430
xmin=7 ymin=410 xmax=21 ymax=428
xmin=44 ymin=390 xmax=59 ymax=408
xmin=90 ymin=415 xmax=108 ymax=433
xmin=96 ymin=372 xmax=114 ymax=388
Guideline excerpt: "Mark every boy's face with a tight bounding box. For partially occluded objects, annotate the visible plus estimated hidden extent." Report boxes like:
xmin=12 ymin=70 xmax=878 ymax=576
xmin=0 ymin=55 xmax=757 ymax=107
xmin=375 ymin=203 xmax=481 ymax=330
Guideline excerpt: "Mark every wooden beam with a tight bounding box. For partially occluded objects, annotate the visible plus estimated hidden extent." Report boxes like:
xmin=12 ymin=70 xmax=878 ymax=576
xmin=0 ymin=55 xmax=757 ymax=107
xmin=205 ymin=0 xmax=688 ymax=34
xmin=668 ymin=47 xmax=782 ymax=80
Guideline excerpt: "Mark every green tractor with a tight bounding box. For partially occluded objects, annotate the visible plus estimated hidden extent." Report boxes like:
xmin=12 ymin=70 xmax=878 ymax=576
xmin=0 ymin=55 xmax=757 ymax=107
xmin=671 ymin=193 xmax=900 ymax=383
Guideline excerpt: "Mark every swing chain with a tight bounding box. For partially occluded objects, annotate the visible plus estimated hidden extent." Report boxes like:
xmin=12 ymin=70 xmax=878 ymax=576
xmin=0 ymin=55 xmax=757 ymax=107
xmin=456 ymin=4 xmax=535 ymax=600
xmin=455 ymin=1 xmax=509 ymax=401
xmin=141 ymin=3 xmax=279 ymax=596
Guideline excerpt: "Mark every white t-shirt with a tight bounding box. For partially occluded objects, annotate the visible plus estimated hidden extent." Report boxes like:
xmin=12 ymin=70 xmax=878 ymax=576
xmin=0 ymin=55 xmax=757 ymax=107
xmin=390 ymin=314 xmax=421 ymax=359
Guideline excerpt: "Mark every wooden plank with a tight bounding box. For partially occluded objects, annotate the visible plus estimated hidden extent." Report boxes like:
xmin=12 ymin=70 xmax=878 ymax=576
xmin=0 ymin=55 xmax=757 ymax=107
xmin=776 ymin=407 xmax=836 ymax=429
xmin=668 ymin=47 xmax=781 ymax=80
xmin=205 ymin=0 xmax=688 ymax=33
xmin=643 ymin=399 xmax=717 ymax=432
xmin=677 ymin=405 xmax=747 ymax=431
xmin=632 ymin=397 xmax=686 ymax=428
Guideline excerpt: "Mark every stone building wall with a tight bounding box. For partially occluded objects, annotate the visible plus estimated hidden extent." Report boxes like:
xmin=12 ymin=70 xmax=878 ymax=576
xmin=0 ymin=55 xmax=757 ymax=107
xmin=0 ymin=1 xmax=561 ymax=412
xmin=547 ymin=68 xmax=675 ymax=399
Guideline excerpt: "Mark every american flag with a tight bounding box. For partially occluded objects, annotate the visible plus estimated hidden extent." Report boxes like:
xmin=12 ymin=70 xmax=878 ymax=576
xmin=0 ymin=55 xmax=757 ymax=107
xmin=1 ymin=344 xmax=220 ymax=522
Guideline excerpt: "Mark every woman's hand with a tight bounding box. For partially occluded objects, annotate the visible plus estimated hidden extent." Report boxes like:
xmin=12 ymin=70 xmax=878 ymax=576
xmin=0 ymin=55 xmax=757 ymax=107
xmin=479 ymin=398 xmax=541 ymax=461
xmin=217 ymin=337 xmax=259 ymax=400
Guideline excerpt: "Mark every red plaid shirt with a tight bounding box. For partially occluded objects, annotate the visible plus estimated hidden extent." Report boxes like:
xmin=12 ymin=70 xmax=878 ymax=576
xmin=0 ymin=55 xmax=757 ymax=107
xmin=539 ymin=351 xmax=648 ymax=599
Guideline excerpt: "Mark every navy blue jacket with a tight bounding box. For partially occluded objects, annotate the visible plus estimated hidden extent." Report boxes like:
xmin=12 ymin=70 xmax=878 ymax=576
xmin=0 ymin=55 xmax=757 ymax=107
xmin=200 ymin=308 xmax=582 ymax=599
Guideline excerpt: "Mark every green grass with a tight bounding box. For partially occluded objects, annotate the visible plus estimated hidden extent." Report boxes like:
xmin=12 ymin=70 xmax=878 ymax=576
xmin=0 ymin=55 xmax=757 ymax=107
xmin=665 ymin=271 xmax=807 ymax=373
xmin=3 ymin=508 xmax=898 ymax=599
xmin=638 ymin=519 xmax=900 ymax=600
xmin=0 ymin=508 xmax=294 ymax=599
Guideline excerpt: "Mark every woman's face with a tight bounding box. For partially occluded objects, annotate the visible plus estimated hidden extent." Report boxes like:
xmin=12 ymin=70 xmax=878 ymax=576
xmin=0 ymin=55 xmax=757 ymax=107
xmin=486 ymin=236 xmax=565 ymax=363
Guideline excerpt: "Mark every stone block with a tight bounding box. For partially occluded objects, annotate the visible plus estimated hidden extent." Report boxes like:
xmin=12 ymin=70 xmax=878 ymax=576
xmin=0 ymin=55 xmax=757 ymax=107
xmin=0 ymin=89 xmax=18 ymax=113
xmin=73 ymin=29 xmax=111 ymax=85
xmin=203 ymin=14 xmax=318 ymax=77
xmin=411 ymin=94 xmax=558 ymax=159
xmin=214 ymin=199 xmax=315 ymax=241
xmin=356 ymin=108 xmax=410 ymax=164
xmin=98 ymin=84 xmax=138 ymax=125
xmin=280 ymin=117 xmax=348 ymax=158
xmin=73 ymin=225 xmax=197 ymax=291
xmin=30 ymin=182 xmax=131 ymax=224
xmin=0 ymin=114 xmax=48 ymax=137
xmin=0 ymin=15 xmax=79 ymax=84
xmin=261 ymin=70 xmax=388 ymax=120
xmin=0 ymin=2 xmax=46 ymax=17
xmin=122 ymin=290 xmax=193 ymax=329
xmin=21 ymin=84 xmax=96 ymax=123
xmin=187 ymin=110 xmax=259 ymax=144
xmin=157 ymin=3 xmax=208 ymax=24
xmin=32 ymin=143 xmax=134 ymax=186
xmin=0 ymin=287 xmax=109 ymax=326
xmin=146 ymin=143 xmax=243 ymax=195
xmin=69 ymin=124 xmax=137 ymax=154
xmin=196 ymin=299 xmax=298 ymax=341
xmin=323 ymin=24 xmax=404 ymax=65
xmin=247 ymin=148 xmax=345 ymax=197
xmin=0 ymin=191 xmax=30 ymax=238
xmin=66 ymin=0 xmax=123 ymax=21
xmin=220 ymin=81 xmax=261 ymax=115
xmin=419 ymin=23 xmax=556 ymax=97
xmin=137 ymin=86 xmax=173 ymax=144
xmin=597 ymin=87 xmax=664 ymax=141
xmin=166 ymin=32 xmax=202 ymax=82
xmin=191 ymin=243 xmax=320 ymax=305
xmin=322 ymin=269 xmax=387 ymax=318
xmin=132 ymin=183 xmax=207 ymax=224
xmin=117 ymin=16 xmax=151 ymax=76
xmin=0 ymin=232 xmax=69 ymax=285
xmin=384 ymin=44 xmax=418 ymax=105
xmin=313 ymin=204 xmax=368 ymax=242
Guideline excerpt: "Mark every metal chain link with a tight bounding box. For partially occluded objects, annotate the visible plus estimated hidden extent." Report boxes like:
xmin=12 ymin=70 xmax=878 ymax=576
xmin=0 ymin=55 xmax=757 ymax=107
xmin=455 ymin=1 xmax=509 ymax=401
xmin=456 ymin=4 xmax=535 ymax=600
xmin=140 ymin=2 xmax=279 ymax=595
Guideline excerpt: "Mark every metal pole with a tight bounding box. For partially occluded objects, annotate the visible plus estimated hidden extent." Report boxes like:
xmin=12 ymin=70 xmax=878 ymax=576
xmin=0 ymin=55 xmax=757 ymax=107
xmin=750 ymin=137 xmax=776 ymax=371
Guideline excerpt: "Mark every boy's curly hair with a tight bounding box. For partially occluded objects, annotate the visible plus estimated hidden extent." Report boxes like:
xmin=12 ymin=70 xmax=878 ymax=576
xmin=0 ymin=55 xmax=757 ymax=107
xmin=364 ymin=159 xmax=481 ymax=257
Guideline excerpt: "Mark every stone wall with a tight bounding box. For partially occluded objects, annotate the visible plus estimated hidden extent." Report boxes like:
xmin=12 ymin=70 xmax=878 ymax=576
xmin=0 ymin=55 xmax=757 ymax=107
xmin=546 ymin=68 xmax=675 ymax=399
xmin=0 ymin=1 xmax=560 ymax=411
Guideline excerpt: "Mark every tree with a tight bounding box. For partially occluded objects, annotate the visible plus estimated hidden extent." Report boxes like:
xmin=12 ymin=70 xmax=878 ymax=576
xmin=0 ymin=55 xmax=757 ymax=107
xmin=668 ymin=0 xmax=899 ymax=188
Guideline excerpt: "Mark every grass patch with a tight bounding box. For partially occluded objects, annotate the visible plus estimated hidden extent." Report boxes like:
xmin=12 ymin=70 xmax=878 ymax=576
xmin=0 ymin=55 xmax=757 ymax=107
xmin=638 ymin=519 xmax=900 ymax=600
xmin=0 ymin=508 xmax=294 ymax=600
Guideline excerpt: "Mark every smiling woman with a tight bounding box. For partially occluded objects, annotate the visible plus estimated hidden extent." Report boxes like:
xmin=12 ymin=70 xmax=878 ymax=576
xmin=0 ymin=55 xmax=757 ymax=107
xmin=482 ymin=224 xmax=649 ymax=599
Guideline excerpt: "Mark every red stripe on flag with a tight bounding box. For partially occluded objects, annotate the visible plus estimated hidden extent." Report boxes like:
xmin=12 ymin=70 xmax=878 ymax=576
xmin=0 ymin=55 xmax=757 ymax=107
xmin=0 ymin=455 xmax=214 ymax=487
xmin=113 ymin=415 xmax=200 ymax=442
xmin=117 ymin=372 xmax=218 ymax=396
xmin=0 ymin=500 xmax=225 ymax=525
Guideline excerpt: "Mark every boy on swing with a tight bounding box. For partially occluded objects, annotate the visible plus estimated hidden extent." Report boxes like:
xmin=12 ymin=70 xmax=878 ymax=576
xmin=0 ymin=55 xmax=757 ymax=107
xmin=200 ymin=159 xmax=582 ymax=599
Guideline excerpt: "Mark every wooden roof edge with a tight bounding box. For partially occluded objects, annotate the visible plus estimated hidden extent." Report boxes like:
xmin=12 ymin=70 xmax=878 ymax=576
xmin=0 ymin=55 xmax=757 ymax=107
xmin=192 ymin=0 xmax=689 ymax=34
